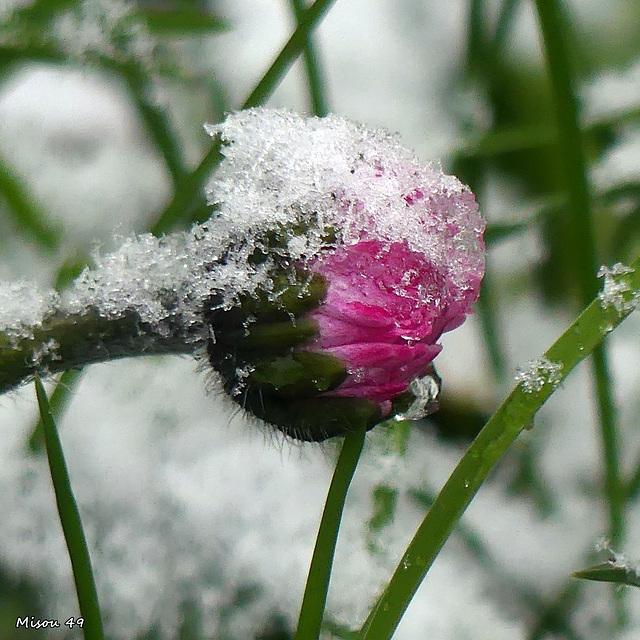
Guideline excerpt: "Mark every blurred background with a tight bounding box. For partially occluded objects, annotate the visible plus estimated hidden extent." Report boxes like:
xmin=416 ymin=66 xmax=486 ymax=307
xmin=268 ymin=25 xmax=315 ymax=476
xmin=1 ymin=0 xmax=640 ymax=638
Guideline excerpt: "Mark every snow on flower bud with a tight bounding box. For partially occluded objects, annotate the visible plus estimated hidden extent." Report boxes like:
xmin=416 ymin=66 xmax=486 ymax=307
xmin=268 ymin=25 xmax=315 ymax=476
xmin=203 ymin=108 xmax=485 ymax=441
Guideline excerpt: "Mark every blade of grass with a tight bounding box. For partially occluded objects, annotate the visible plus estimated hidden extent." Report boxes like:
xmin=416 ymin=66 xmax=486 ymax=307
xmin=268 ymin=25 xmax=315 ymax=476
xmin=152 ymin=0 xmax=338 ymax=234
xmin=294 ymin=427 xmax=366 ymax=640
xmin=533 ymin=0 xmax=625 ymax=562
xmin=288 ymin=0 xmax=329 ymax=117
xmin=573 ymin=563 xmax=640 ymax=588
xmin=490 ymin=0 xmax=520 ymax=57
xmin=34 ymin=375 xmax=104 ymax=640
xmin=357 ymin=256 xmax=640 ymax=640
xmin=466 ymin=0 xmax=488 ymax=72
xmin=28 ymin=369 xmax=83 ymax=454
xmin=114 ymin=62 xmax=188 ymax=191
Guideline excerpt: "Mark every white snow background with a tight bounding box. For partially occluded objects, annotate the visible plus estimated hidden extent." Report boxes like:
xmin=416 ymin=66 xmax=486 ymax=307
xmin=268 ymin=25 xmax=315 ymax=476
xmin=1 ymin=0 xmax=640 ymax=638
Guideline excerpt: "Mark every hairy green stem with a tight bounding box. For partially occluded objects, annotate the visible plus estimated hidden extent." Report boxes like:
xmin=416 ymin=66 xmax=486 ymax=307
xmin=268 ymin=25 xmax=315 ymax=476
xmin=0 ymin=310 xmax=195 ymax=394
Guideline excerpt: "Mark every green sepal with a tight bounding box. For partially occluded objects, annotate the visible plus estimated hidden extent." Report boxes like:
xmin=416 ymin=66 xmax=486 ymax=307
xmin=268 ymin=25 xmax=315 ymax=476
xmin=225 ymin=318 xmax=319 ymax=351
xmin=207 ymin=271 xmax=328 ymax=329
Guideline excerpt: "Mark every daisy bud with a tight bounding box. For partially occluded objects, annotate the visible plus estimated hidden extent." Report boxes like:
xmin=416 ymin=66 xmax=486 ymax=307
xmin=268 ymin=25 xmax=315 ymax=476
xmin=203 ymin=109 xmax=484 ymax=441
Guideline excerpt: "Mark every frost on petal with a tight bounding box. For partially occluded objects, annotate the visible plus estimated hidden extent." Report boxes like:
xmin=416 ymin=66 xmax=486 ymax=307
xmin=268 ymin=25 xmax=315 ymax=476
xmin=514 ymin=356 xmax=563 ymax=394
xmin=597 ymin=262 xmax=639 ymax=315
xmin=205 ymin=108 xmax=484 ymax=300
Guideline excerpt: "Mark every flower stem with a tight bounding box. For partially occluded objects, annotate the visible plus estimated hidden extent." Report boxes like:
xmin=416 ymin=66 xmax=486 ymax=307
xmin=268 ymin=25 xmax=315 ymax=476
xmin=294 ymin=427 xmax=366 ymax=640
xmin=0 ymin=310 xmax=195 ymax=394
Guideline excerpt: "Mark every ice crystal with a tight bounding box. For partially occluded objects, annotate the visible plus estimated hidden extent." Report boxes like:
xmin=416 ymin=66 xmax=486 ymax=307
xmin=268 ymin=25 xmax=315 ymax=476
xmin=205 ymin=109 xmax=484 ymax=299
xmin=597 ymin=262 xmax=639 ymax=315
xmin=514 ymin=356 xmax=563 ymax=394
xmin=0 ymin=282 xmax=58 ymax=343
xmin=27 ymin=338 xmax=61 ymax=366
xmin=394 ymin=373 xmax=441 ymax=421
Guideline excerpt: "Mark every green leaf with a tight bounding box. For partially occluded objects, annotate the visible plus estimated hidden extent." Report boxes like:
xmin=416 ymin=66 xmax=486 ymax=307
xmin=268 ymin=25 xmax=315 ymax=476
xmin=573 ymin=562 xmax=640 ymax=588
xmin=34 ymin=375 xmax=104 ymax=640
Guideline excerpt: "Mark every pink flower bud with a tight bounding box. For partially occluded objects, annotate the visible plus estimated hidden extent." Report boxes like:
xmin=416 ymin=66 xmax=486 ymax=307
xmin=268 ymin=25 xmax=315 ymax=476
xmin=204 ymin=108 xmax=485 ymax=440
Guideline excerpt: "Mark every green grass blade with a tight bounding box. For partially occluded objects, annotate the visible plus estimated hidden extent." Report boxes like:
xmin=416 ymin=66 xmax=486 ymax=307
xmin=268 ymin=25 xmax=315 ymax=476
xmin=152 ymin=0 xmax=337 ymax=234
xmin=116 ymin=62 xmax=187 ymax=191
xmin=490 ymin=0 xmax=519 ymax=56
xmin=357 ymin=257 xmax=640 ymax=640
xmin=533 ymin=0 xmax=624 ymax=552
xmin=28 ymin=369 xmax=83 ymax=454
xmin=289 ymin=0 xmax=329 ymax=117
xmin=34 ymin=375 xmax=104 ymax=640
xmin=294 ymin=427 xmax=366 ymax=640
xmin=476 ymin=261 xmax=507 ymax=380
xmin=573 ymin=563 xmax=640 ymax=589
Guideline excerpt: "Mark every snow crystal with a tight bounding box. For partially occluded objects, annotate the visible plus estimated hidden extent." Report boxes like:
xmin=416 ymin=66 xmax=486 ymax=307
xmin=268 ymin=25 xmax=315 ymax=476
xmin=0 ymin=282 xmax=59 ymax=343
xmin=27 ymin=338 xmax=61 ymax=366
xmin=597 ymin=262 xmax=639 ymax=315
xmin=205 ymin=108 xmax=484 ymax=296
xmin=514 ymin=356 xmax=563 ymax=394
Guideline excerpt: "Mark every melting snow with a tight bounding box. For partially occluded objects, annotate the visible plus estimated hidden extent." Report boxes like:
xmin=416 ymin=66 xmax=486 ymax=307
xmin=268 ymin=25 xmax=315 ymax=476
xmin=597 ymin=262 xmax=639 ymax=315
xmin=514 ymin=356 xmax=563 ymax=394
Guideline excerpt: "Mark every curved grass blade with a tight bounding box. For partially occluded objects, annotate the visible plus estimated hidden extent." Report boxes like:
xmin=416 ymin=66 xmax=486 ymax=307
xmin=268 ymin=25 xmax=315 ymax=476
xmin=294 ymin=427 xmax=366 ymax=640
xmin=289 ymin=0 xmax=329 ymax=117
xmin=34 ymin=376 xmax=104 ymax=640
xmin=357 ymin=257 xmax=640 ymax=640
xmin=152 ymin=0 xmax=338 ymax=234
